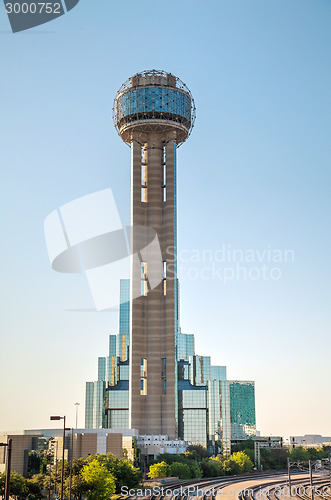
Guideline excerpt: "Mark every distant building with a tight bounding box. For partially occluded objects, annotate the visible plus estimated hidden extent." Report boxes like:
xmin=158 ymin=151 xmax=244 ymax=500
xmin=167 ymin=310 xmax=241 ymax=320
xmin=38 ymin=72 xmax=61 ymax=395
xmin=290 ymin=435 xmax=331 ymax=447
xmin=229 ymin=381 xmax=256 ymax=440
xmin=85 ymin=282 xmax=257 ymax=456
xmin=0 ymin=428 xmax=138 ymax=476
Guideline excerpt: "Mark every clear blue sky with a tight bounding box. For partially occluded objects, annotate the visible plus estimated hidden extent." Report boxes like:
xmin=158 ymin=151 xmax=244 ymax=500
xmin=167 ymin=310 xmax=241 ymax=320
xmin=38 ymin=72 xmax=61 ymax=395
xmin=1 ymin=0 xmax=330 ymax=437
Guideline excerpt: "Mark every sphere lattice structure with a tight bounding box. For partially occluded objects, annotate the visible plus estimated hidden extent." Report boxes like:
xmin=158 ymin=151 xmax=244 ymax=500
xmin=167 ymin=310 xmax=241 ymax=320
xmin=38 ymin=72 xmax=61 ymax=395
xmin=113 ymin=69 xmax=196 ymax=147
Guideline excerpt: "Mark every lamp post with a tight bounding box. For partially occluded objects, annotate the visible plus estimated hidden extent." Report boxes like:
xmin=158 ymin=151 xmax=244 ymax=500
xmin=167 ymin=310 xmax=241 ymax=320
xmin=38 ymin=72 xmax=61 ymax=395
xmin=309 ymin=460 xmax=314 ymax=500
xmin=74 ymin=403 xmax=80 ymax=429
xmin=50 ymin=415 xmax=70 ymax=500
xmin=0 ymin=438 xmax=12 ymax=500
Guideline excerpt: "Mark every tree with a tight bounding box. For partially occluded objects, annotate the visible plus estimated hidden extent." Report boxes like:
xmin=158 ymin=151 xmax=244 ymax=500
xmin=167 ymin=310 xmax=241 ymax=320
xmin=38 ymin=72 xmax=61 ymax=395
xmin=0 ymin=473 xmax=5 ymax=498
xmin=81 ymin=459 xmax=116 ymax=500
xmin=26 ymin=475 xmax=44 ymax=499
xmin=8 ymin=471 xmax=29 ymax=499
xmin=169 ymin=462 xmax=191 ymax=479
xmin=223 ymin=451 xmax=253 ymax=475
xmin=190 ymin=462 xmax=203 ymax=479
xmin=232 ymin=439 xmax=255 ymax=452
xmin=88 ymin=453 xmax=142 ymax=493
xmin=289 ymin=447 xmax=310 ymax=462
xmin=186 ymin=444 xmax=211 ymax=459
xmin=64 ymin=474 xmax=87 ymax=500
xmin=260 ymin=448 xmax=288 ymax=470
xmin=201 ymin=457 xmax=224 ymax=478
xmin=148 ymin=461 xmax=169 ymax=479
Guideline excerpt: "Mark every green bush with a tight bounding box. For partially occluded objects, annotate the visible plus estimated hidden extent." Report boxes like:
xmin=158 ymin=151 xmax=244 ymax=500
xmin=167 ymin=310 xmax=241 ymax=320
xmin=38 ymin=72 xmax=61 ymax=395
xmin=169 ymin=462 xmax=191 ymax=479
xmin=81 ymin=459 xmax=116 ymax=500
xmin=201 ymin=457 xmax=224 ymax=477
xmin=190 ymin=461 xmax=203 ymax=479
xmin=148 ymin=461 xmax=169 ymax=479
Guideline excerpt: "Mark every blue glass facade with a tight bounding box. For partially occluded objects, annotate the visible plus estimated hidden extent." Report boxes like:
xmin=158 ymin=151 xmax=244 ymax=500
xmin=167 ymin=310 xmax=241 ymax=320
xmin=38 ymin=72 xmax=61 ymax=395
xmin=117 ymin=279 xmax=130 ymax=361
xmin=116 ymin=87 xmax=192 ymax=126
xmin=85 ymin=381 xmax=106 ymax=429
xmin=211 ymin=365 xmax=227 ymax=381
xmin=178 ymin=380 xmax=207 ymax=447
xmin=189 ymin=355 xmax=211 ymax=386
xmin=177 ymin=332 xmax=195 ymax=361
xmin=229 ymin=381 xmax=256 ymax=440
xmin=109 ymin=335 xmax=116 ymax=358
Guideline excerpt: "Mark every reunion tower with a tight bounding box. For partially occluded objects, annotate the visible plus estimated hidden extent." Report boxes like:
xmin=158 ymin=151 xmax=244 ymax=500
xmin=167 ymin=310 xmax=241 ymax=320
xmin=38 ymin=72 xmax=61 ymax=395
xmin=113 ymin=70 xmax=195 ymax=439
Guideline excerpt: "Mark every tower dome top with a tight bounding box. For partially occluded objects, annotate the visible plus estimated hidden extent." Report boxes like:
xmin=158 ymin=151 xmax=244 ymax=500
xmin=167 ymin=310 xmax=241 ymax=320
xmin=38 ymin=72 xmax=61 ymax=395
xmin=113 ymin=69 xmax=196 ymax=146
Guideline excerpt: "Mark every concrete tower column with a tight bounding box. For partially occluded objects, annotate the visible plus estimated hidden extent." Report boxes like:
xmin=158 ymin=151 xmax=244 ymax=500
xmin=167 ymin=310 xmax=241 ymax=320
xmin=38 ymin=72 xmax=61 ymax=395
xmin=113 ymin=70 xmax=195 ymax=439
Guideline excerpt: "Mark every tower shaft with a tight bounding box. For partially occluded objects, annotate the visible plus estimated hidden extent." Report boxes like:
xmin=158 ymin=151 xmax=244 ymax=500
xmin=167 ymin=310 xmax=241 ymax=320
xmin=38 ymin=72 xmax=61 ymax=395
xmin=130 ymin=133 xmax=177 ymax=438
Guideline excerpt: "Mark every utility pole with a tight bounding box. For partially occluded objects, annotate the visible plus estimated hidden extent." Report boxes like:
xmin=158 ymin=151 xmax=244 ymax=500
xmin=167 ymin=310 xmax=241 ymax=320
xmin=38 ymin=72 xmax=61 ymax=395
xmin=4 ymin=438 xmax=12 ymax=500
xmin=48 ymin=451 xmax=52 ymax=500
xmin=69 ymin=428 xmax=73 ymax=500
xmin=0 ymin=438 xmax=12 ymax=500
xmin=254 ymin=441 xmax=261 ymax=470
xmin=309 ymin=460 xmax=314 ymax=500
xmin=288 ymin=457 xmax=292 ymax=497
xmin=74 ymin=403 xmax=80 ymax=429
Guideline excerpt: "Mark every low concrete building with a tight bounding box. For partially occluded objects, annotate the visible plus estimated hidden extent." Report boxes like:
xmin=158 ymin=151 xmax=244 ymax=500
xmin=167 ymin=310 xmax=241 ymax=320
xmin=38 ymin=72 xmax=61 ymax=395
xmin=290 ymin=435 xmax=331 ymax=447
xmin=0 ymin=428 xmax=138 ymax=476
xmin=137 ymin=434 xmax=186 ymax=459
xmin=0 ymin=434 xmax=45 ymax=476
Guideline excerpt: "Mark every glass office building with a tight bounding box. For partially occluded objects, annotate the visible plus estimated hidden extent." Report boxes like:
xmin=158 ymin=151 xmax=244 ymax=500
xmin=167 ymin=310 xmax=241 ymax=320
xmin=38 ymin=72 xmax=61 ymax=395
xmin=85 ymin=281 xmax=130 ymax=430
xmin=229 ymin=381 xmax=256 ymax=440
xmin=85 ymin=284 xmax=256 ymax=453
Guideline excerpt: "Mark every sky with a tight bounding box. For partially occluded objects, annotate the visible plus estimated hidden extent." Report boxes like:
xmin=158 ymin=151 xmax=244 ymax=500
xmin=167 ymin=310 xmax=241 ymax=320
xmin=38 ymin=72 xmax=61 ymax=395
xmin=0 ymin=0 xmax=330 ymax=438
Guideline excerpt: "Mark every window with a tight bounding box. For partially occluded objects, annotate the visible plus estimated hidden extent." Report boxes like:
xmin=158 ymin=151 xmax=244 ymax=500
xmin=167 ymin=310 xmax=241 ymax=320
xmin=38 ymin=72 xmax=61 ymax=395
xmin=140 ymin=358 xmax=147 ymax=395
xmin=141 ymin=164 xmax=147 ymax=186
xmin=141 ymin=145 xmax=147 ymax=164
xmin=161 ymin=358 xmax=166 ymax=378
xmin=141 ymin=187 xmax=147 ymax=202
xmin=161 ymin=358 xmax=166 ymax=394
xmin=162 ymin=156 xmax=166 ymax=201
xmin=141 ymin=262 xmax=148 ymax=296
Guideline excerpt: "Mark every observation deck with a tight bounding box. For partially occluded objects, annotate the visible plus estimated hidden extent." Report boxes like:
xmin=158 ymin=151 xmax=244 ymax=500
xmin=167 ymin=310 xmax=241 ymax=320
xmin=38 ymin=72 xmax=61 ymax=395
xmin=113 ymin=69 xmax=196 ymax=146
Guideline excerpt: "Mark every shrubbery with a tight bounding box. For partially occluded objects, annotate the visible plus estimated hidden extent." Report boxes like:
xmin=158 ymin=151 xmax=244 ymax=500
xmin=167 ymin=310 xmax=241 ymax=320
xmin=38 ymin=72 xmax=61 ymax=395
xmin=148 ymin=449 xmax=254 ymax=479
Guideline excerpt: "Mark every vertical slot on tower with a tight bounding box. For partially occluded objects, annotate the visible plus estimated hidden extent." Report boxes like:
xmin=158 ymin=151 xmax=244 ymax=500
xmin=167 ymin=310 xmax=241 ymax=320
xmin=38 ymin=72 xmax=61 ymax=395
xmin=141 ymin=187 xmax=147 ymax=203
xmin=161 ymin=357 xmax=167 ymax=394
xmin=141 ymin=144 xmax=147 ymax=164
xmin=141 ymin=145 xmax=147 ymax=202
xmin=162 ymin=150 xmax=166 ymax=202
xmin=141 ymin=262 xmax=148 ymax=296
xmin=163 ymin=261 xmax=166 ymax=296
xmin=140 ymin=358 xmax=147 ymax=395
xmin=141 ymin=164 xmax=147 ymax=186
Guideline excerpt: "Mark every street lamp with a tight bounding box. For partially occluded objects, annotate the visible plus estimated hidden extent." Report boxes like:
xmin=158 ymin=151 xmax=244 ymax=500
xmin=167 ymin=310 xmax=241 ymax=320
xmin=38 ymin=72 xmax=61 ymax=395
xmin=74 ymin=403 xmax=80 ymax=429
xmin=50 ymin=415 xmax=70 ymax=500
xmin=0 ymin=438 xmax=12 ymax=500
